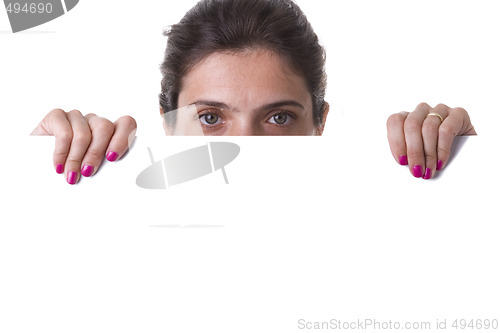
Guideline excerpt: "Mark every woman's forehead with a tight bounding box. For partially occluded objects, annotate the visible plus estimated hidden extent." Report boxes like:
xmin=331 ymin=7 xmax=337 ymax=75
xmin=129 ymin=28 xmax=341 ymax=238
xmin=178 ymin=48 xmax=312 ymax=110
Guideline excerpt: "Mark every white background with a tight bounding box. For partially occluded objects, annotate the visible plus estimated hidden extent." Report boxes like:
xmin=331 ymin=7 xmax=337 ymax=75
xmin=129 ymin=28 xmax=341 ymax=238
xmin=1 ymin=1 xmax=499 ymax=332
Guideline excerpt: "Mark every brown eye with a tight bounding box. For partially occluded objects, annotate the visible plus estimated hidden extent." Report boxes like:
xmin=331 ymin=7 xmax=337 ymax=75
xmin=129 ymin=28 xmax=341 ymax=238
xmin=200 ymin=114 xmax=220 ymax=125
xmin=272 ymin=113 xmax=288 ymax=125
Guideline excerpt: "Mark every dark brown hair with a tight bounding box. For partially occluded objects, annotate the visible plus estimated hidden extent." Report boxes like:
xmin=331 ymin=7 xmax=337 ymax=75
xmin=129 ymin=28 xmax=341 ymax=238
xmin=159 ymin=0 xmax=327 ymax=126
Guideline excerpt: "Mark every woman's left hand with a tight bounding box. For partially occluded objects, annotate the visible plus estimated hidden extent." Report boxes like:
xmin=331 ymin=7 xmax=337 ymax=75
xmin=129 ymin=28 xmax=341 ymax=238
xmin=387 ymin=103 xmax=476 ymax=179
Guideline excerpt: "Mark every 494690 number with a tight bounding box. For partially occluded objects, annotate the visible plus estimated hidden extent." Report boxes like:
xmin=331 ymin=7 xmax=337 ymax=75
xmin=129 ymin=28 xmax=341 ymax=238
xmin=6 ymin=2 xmax=53 ymax=14
xmin=452 ymin=319 xmax=499 ymax=330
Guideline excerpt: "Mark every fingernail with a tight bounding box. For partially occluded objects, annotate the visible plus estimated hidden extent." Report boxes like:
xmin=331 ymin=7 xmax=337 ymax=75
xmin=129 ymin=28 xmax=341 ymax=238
xmin=56 ymin=163 xmax=64 ymax=174
xmin=437 ymin=160 xmax=443 ymax=171
xmin=81 ymin=165 xmax=94 ymax=177
xmin=423 ymin=168 xmax=432 ymax=180
xmin=412 ymin=165 xmax=423 ymax=178
xmin=399 ymin=155 xmax=408 ymax=166
xmin=67 ymin=171 xmax=77 ymax=185
xmin=106 ymin=151 xmax=118 ymax=162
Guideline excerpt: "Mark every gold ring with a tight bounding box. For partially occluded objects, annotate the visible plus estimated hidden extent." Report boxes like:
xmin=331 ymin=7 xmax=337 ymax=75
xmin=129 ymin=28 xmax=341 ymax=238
xmin=427 ymin=112 xmax=444 ymax=123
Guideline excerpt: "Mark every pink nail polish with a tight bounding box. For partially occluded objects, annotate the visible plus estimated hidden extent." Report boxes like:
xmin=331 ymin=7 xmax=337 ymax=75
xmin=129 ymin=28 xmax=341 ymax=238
xmin=437 ymin=160 xmax=443 ymax=171
xmin=423 ymin=168 xmax=432 ymax=180
xmin=56 ymin=163 xmax=64 ymax=174
xmin=81 ymin=165 xmax=93 ymax=177
xmin=106 ymin=151 xmax=118 ymax=162
xmin=399 ymin=155 xmax=408 ymax=166
xmin=412 ymin=165 xmax=423 ymax=178
xmin=67 ymin=171 xmax=77 ymax=185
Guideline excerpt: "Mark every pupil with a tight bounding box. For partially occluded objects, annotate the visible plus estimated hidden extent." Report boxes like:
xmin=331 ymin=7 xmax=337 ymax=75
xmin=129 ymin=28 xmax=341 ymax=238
xmin=274 ymin=114 xmax=287 ymax=124
xmin=205 ymin=114 xmax=218 ymax=124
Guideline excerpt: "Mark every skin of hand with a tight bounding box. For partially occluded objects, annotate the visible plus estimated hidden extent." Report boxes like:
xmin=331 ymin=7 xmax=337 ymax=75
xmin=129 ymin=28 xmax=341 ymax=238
xmin=31 ymin=109 xmax=137 ymax=185
xmin=387 ymin=103 xmax=476 ymax=180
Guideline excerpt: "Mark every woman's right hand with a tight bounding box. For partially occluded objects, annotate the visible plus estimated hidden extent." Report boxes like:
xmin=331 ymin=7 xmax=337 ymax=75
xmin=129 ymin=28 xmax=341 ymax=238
xmin=31 ymin=109 xmax=137 ymax=185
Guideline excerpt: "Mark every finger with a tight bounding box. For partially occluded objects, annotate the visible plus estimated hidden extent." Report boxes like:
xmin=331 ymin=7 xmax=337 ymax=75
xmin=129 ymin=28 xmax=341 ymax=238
xmin=64 ymin=110 xmax=92 ymax=184
xmin=80 ymin=114 xmax=115 ymax=177
xmin=404 ymin=103 xmax=430 ymax=178
xmin=421 ymin=104 xmax=450 ymax=179
xmin=436 ymin=107 xmax=474 ymax=171
xmin=421 ymin=116 xmax=441 ymax=179
xmin=32 ymin=109 xmax=73 ymax=174
xmin=387 ymin=112 xmax=409 ymax=165
xmin=106 ymin=116 xmax=137 ymax=162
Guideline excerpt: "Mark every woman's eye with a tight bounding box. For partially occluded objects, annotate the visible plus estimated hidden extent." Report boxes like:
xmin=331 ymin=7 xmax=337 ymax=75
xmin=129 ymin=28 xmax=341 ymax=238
xmin=268 ymin=113 xmax=289 ymax=125
xmin=200 ymin=113 xmax=221 ymax=125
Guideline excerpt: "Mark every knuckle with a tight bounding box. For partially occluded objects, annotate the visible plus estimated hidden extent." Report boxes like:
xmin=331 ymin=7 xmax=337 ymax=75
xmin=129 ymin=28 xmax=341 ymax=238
xmin=72 ymin=131 xmax=91 ymax=146
xmin=434 ymin=103 xmax=450 ymax=111
xmin=68 ymin=109 xmax=83 ymax=117
xmin=57 ymin=131 xmax=73 ymax=144
xmin=49 ymin=108 xmax=66 ymax=117
xmin=438 ymin=146 xmax=450 ymax=157
xmin=94 ymin=118 xmax=115 ymax=134
xmin=65 ymin=157 xmax=83 ymax=167
xmin=424 ymin=152 xmax=437 ymax=162
xmin=439 ymin=124 xmax=457 ymax=138
xmin=422 ymin=120 xmax=438 ymax=136
xmin=84 ymin=148 xmax=104 ymax=162
xmin=46 ymin=108 xmax=67 ymax=123
xmin=404 ymin=117 xmax=421 ymax=133
xmin=450 ymin=107 xmax=468 ymax=118
xmin=407 ymin=150 xmax=422 ymax=162
xmin=53 ymin=150 xmax=68 ymax=159
xmin=417 ymin=102 xmax=431 ymax=110
xmin=387 ymin=113 xmax=406 ymax=128
xmin=118 ymin=115 xmax=137 ymax=130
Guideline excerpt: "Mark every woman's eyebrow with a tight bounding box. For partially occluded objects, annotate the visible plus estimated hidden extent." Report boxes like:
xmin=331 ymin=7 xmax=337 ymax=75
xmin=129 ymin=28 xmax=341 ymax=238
xmin=257 ymin=100 xmax=305 ymax=112
xmin=188 ymin=100 xmax=305 ymax=112
xmin=189 ymin=100 xmax=229 ymax=109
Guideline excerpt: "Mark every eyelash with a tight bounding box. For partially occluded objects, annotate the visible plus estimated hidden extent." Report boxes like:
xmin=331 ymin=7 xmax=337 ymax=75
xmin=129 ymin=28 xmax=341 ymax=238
xmin=266 ymin=111 xmax=296 ymax=126
xmin=198 ymin=109 xmax=224 ymax=127
xmin=197 ymin=109 xmax=297 ymax=127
